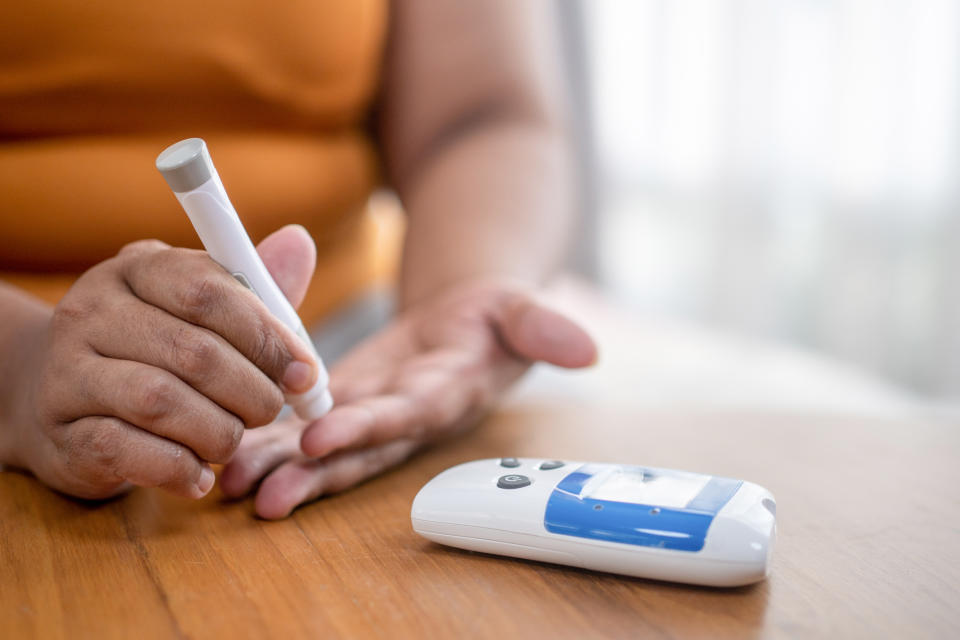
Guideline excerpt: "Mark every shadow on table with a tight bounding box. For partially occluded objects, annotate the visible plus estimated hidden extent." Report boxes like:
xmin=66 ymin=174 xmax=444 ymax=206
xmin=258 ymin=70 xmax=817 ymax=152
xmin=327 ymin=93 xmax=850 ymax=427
xmin=411 ymin=539 xmax=771 ymax=636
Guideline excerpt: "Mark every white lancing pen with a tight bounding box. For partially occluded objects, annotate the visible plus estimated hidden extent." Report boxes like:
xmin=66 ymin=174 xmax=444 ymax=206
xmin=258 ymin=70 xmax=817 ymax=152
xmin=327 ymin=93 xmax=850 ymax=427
xmin=156 ymin=138 xmax=334 ymax=420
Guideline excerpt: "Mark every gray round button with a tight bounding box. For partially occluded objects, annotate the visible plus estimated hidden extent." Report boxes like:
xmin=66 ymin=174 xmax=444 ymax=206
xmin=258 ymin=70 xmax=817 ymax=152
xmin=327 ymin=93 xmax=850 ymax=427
xmin=500 ymin=457 xmax=521 ymax=468
xmin=539 ymin=460 xmax=565 ymax=470
xmin=497 ymin=474 xmax=531 ymax=489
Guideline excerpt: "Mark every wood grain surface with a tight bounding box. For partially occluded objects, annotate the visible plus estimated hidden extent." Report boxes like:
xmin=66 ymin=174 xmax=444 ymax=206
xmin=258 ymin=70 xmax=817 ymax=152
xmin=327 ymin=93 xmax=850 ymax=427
xmin=2 ymin=404 xmax=958 ymax=639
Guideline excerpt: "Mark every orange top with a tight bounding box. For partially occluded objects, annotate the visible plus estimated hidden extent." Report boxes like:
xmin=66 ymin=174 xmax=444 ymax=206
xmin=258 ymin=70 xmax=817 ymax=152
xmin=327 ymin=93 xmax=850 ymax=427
xmin=0 ymin=0 xmax=391 ymax=324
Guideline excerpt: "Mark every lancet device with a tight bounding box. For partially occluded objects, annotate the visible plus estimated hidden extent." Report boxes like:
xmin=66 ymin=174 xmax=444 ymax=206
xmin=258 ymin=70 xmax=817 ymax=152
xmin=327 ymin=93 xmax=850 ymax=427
xmin=156 ymin=138 xmax=333 ymax=420
xmin=412 ymin=458 xmax=776 ymax=587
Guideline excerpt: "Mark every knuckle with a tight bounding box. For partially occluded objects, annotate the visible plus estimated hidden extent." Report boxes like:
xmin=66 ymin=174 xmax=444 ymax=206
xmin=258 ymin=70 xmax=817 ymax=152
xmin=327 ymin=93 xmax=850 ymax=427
xmin=172 ymin=328 xmax=218 ymax=380
xmin=206 ymin=416 xmax=245 ymax=463
xmin=81 ymin=420 xmax=124 ymax=473
xmin=179 ymin=275 xmax=223 ymax=322
xmin=132 ymin=373 xmax=175 ymax=425
xmin=262 ymin=386 xmax=286 ymax=421
xmin=152 ymin=447 xmax=191 ymax=490
xmin=118 ymin=238 xmax=167 ymax=258
xmin=52 ymin=293 xmax=99 ymax=328
xmin=246 ymin=385 xmax=285 ymax=428
xmin=250 ymin=321 xmax=290 ymax=380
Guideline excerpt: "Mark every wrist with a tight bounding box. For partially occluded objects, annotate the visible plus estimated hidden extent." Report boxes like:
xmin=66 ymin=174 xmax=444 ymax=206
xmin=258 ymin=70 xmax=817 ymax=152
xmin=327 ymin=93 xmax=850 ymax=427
xmin=0 ymin=284 xmax=52 ymax=469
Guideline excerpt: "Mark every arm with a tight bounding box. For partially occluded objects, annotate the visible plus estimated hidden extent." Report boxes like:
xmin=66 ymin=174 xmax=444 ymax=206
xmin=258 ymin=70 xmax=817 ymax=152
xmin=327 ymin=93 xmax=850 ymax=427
xmin=380 ymin=0 xmax=575 ymax=307
xmin=220 ymin=0 xmax=597 ymax=519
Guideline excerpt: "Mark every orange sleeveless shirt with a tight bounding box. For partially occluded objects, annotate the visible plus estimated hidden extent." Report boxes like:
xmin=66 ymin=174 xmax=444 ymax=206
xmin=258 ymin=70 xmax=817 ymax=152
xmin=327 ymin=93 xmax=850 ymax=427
xmin=0 ymin=0 xmax=390 ymax=324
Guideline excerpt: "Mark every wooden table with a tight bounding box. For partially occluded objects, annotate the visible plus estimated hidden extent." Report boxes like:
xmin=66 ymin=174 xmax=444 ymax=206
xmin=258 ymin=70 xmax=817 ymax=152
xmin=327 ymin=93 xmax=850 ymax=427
xmin=2 ymin=404 xmax=958 ymax=639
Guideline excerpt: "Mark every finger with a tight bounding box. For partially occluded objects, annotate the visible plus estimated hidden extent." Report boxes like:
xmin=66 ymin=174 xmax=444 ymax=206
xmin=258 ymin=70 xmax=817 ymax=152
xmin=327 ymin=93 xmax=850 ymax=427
xmin=321 ymin=325 xmax=416 ymax=405
xmin=299 ymin=398 xmax=418 ymax=459
xmin=326 ymin=370 xmax=394 ymax=406
xmin=62 ymin=416 xmax=214 ymax=499
xmin=254 ymin=438 xmax=420 ymax=520
xmin=300 ymin=349 xmax=498 ymax=458
xmin=85 ymin=292 xmax=284 ymax=428
xmin=72 ymin=356 xmax=245 ymax=464
xmin=119 ymin=243 xmax=318 ymax=393
xmin=219 ymin=416 xmax=303 ymax=498
xmin=326 ymin=348 xmax=401 ymax=406
xmin=495 ymin=292 xmax=597 ymax=368
xmin=116 ymin=238 xmax=171 ymax=258
xmin=256 ymin=224 xmax=317 ymax=310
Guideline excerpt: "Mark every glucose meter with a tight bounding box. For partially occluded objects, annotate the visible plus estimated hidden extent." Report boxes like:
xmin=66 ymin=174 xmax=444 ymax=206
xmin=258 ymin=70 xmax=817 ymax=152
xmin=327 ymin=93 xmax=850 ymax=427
xmin=411 ymin=458 xmax=776 ymax=587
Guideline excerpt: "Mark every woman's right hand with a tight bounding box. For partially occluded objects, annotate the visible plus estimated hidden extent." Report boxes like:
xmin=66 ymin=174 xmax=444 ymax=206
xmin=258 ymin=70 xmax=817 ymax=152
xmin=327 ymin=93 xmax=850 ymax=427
xmin=3 ymin=225 xmax=318 ymax=500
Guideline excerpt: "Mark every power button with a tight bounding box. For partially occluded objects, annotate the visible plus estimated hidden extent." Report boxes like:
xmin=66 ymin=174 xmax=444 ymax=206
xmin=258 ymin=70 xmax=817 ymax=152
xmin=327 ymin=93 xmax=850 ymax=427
xmin=497 ymin=474 xmax=532 ymax=489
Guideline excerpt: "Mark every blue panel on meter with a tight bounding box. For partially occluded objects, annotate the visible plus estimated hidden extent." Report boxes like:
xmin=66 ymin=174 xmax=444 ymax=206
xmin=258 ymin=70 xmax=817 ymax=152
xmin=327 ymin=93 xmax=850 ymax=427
xmin=543 ymin=465 xmax=742 ymax=552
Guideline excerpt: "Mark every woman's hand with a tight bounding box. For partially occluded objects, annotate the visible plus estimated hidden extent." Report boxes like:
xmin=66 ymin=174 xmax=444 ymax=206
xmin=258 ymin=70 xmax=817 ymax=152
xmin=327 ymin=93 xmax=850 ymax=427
xmin=220 ymin=279 xmax=597 ymax=519
xmin=5 ymin=225 xmax=319 ymax=501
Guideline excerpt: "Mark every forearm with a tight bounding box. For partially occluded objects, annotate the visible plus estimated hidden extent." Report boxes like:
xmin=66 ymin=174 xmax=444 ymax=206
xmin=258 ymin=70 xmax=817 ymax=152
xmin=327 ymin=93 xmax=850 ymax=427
xmin=0 ymin=281 xmax=51 ymax=467
xmin=396 ymin=118 xmax=575 ymax=309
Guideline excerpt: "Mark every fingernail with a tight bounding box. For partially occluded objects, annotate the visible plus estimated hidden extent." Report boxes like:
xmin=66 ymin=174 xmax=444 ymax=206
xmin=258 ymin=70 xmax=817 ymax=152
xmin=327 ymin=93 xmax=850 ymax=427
xmin=282 ymin=360 xmax=316 ymax=393
xmin=196 ymin=466 xmax=216 ymax=497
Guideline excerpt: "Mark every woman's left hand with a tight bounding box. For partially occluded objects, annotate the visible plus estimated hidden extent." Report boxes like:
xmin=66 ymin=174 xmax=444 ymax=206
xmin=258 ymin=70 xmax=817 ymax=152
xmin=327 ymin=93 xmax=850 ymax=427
xmin=220 ymin=278 xmax=597 ymax=519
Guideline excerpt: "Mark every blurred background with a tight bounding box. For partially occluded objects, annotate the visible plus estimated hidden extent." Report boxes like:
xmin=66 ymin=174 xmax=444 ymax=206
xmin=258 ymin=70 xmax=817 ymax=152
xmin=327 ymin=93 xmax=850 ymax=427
xmin=550 ymin=0 xmax=960 ymax=406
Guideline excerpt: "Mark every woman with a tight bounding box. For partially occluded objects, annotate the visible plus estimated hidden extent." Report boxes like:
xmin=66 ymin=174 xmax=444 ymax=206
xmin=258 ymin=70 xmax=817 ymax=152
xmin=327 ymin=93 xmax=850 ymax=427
xmin=0 ymin=0 xmax=596 ymax=518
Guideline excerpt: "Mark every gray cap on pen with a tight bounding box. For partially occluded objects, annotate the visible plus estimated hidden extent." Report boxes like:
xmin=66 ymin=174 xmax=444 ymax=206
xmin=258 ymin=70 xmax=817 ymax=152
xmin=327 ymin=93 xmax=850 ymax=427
xmin=156 ymin=138 xmax=214 ymax=193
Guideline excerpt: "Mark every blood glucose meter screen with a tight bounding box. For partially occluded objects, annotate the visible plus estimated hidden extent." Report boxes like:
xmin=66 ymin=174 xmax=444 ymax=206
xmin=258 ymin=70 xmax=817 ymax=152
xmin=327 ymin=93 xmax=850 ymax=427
xmin=585 ymin=467 xmax=711 ymax=509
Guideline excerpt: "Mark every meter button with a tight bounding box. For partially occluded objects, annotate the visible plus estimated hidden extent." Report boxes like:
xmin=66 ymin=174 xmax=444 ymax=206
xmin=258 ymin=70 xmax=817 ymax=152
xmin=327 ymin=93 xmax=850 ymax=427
xmin=539 ymin=460 xmax=565 ymax=470
xmin=499 ymin=457 xmax=521 ymax=468
xmin=497 ymin=474 xmax=531 ymax=489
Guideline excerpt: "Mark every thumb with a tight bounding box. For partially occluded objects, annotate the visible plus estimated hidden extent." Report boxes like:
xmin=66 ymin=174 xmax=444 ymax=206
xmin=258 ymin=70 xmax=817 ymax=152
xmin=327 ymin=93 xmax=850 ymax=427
xmin=256 ymin=224 xmax=317 ymax=309
xmin=496 ymin=293 xmax=598 ymax=368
